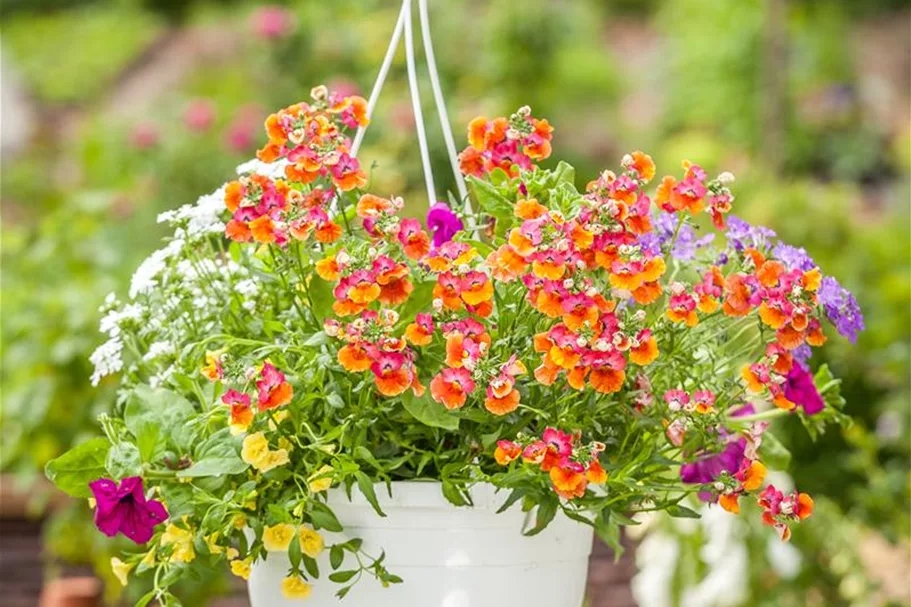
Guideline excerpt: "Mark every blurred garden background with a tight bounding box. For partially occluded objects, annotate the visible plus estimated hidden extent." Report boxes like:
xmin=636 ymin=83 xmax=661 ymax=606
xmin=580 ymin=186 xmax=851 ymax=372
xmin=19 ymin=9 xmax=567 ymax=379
xmin=1 ymin=0 xmax=909 ymax=606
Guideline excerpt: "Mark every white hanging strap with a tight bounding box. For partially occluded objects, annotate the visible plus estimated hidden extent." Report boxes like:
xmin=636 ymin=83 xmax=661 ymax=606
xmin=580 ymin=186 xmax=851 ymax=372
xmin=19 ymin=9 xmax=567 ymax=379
xmin=403 ymin=0 xmax=437 ymax=206
xmin=417 ymin=0 xmax=470 ymax=209
xmin=350 ymin=0 xmax=408 ymax=158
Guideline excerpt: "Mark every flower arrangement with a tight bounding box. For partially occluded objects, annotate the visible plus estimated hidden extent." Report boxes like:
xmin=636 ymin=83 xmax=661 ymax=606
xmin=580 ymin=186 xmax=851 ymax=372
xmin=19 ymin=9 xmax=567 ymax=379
xmin=45 ymin=84 xmax=863 ymax=604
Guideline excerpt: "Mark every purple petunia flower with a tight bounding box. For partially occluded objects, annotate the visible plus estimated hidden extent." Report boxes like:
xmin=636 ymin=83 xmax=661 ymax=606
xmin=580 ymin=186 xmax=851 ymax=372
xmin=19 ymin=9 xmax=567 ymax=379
xmin=725 ymin=215 xmax=777 ymax=251
xmin=89 ymin=476 xmax=168 ymax=544
xmin=818 ymin=276 xmax=865 ymax=343
xmin=426 ymin=202 xmax=463 ymax=247
xmin=772 ymin=242 xmax=816 ymax=271
xmin=783 ymin=365 xmax=825 ymax=416
xmin=680 ymin=438 xmax=746 ymax=485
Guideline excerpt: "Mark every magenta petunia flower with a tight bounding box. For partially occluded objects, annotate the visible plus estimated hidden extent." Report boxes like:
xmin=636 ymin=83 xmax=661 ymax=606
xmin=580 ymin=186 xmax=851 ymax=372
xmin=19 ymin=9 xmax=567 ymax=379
xmin=783 ymin=365 xmax=825 ymax=415
xmin=426 ymin=203 xmax=463 ymax=247
xmin=89 ymin=476 xmax=168 ymax=544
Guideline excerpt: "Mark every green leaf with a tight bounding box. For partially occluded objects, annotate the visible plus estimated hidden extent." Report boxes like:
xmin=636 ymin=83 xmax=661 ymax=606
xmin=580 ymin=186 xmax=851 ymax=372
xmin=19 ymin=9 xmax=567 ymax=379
xmin=45 ymin=437 xmax=110 ymax=498
xmin=305 ymin=276 xmax=335 ymax=325
xmin=106 ymin=442 xmax=142 ymax=480
xmin=759 ymin=433 xmax=792 ymax=470
xmin=124 ymin=386 xmax=195 ymax=450
xmin=666 ymin=505 xmax=701 ymax=519
xmin=329 ymin=570 xmax=358 ymax=583
xmin=330 ymin=545 xmax=344 ymax=569
xmin=302 ymin=332 xmax=329 ymax=347
xmin=524 ymin=499 xmax=558 ymax=536
xmin=466 ymin=175 xmax=514 ymax=235
xmin=288 ymin=536 xmax=302 ymax=570
xmin=176 ymin=455 xmax=247 ymax=478
xmin=400 ymin=391 xmax=459 ymax=431
xmin=355 ymin=472 xmax=386 ymax=517
xmin=495 ymin=488 xmax=527 ymax=514
xmin=309 ymin=505 xmax=343 ymax=532
xmin=302 ymin=555 xmax=319 ymax=579
xmin=552 ymin=161 xmax=576 ymax=186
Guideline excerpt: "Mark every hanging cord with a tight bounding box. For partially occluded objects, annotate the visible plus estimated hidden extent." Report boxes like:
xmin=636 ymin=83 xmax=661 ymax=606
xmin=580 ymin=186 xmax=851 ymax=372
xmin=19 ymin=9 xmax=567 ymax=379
xmin=417 ymin=0 xmax=470 ymax=209
xmin=403 ymin=0 xmax=437 ymax=206
xmin=350 ymin=0 xmax=408 ymax=158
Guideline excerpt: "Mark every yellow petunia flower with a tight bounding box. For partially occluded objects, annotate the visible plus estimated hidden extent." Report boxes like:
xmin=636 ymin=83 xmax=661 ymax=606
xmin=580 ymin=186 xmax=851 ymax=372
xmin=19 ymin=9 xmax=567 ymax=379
xmin=308 ymin=465 xmax=334 ymax=493
xmin=298 ymin=527 xmax=324 ymax=558
xmin=230 ymin=557 xmax=252 ymax=580
xmin=110 ymin=557 xmax=133 ymax=587
xmin=262 ymin=523 xmax=296 ymax=552
xmin=281 ymin=575 xmax=313 ymax=599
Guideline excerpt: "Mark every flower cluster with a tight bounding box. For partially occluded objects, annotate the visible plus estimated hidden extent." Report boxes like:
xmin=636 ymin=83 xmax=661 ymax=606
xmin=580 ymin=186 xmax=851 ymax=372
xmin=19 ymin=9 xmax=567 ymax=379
xmin=495 ymin=428 xmax=608 ymax=499
xmin=328 ymin=310 xmax=423 ymax=397
xmin=458 ymin=105 xmax=554 ymax=177
xmin=256 ymin=85 xmax=369 ymax=192
xmin=51 ymin=88 xmax=866 ymax=603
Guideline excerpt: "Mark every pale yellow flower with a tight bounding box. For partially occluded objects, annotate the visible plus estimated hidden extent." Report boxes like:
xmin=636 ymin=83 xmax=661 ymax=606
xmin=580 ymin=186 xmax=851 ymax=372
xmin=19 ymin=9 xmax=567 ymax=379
xmin=230 ymin=557 xmax=252 ymax=580
xmin=298 ymin=527 xmax=324 ymax=558
xmin=258 ymin=448 xmax=290 ymax=473
xmin=204 ymin=532 xmax=224 ymax=555
xmin=281 ymin=575 xmax=313 ymax=599
xmin=140 ymin=549 xmax=156 ymax=569
xmin=262 ymin=523 xmax=296 ymax=551
xmin=241 ymin=432 xmax=270 ymax=468
xmin=110 ymin=557 xmax=132 ymax=587
xmin=231 ymin=513 xmax=248 ymax=529
xmin=308 ymin=465 xmax=334 ymax=493
xmin=161 ymin=523 xmax=196 ymax=564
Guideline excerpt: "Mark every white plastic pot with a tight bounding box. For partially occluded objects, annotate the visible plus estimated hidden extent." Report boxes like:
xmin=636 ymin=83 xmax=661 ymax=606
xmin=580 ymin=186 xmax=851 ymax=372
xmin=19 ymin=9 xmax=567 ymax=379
xmin=247 ymin=481 xmax=593 ymax=606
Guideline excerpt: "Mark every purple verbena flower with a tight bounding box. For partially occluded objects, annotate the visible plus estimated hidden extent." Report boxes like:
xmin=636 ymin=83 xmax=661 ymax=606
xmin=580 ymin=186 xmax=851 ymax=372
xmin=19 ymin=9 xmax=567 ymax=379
xmin=772 ymin=242 xmax=816 ymax=271
xmin=89 ymin=476 xmax=168 ymax=544
xmin=818 ymin=276 xmax=865 ymax=343
xmin=649 ymin=211 xmax=715 ymax=261
xmin=426 ymin=202 xmax=463 ymax=247
xmin=725 ymin=215 xmax=776 ymax=251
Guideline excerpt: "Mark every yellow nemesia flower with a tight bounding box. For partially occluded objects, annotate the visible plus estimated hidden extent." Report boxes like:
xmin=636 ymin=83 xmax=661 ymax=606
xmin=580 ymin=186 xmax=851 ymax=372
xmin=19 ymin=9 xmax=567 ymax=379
xmin=230 ymin=557 xmax=252 ymax=580
xmin=140 ymin=549 xmax=156 ymax=569
xmin=281 ymin=575 xmax=313 ymax=599
xmin=308 ymin=465 xmax=334 ymax=493
xmin=242 ymin=432 xmax=270 ymax=468
xmin=298 ymin=527 xmax=324 ymax=558
xmin=231 ymin=513 xmax=248 ymax=529
xmin=226 ymin=547 xmax=239 ymax=560
xmin=161 ymin=523 xmax=196 ymax=564
xmin=262 ymin=523 xmax=296 ymax=551
xmin=111 ymin=557 xmax=133 ymax=587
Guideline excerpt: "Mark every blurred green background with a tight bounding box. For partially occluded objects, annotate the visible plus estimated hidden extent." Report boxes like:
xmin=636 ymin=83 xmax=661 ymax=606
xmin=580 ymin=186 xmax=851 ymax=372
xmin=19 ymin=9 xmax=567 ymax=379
xmin=1 ymin=1 xmax=908 ymax=606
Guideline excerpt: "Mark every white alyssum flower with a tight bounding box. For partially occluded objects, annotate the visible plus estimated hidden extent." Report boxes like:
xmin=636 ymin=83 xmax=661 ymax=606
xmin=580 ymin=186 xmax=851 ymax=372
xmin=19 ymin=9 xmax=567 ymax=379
xmin=158 ymin=186 xmax=227 ymax=238
xmin=90 ymin=337 xmax=124 ymax=386
xmin=142 ymin=341 xmax=174 ymax=362
xmin=235 ymin=279 xmax=259 ymax=298
xmin=235 ymin=158 xmax=288 ymax=179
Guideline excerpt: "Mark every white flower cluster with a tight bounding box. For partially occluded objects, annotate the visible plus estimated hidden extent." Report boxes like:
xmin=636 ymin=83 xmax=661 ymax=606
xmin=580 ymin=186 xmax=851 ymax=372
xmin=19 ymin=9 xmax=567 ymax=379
xmin=157 ymin=186 xmax=227 ymax=240
xmin=90 ymin=155 xmax=289 ymax=388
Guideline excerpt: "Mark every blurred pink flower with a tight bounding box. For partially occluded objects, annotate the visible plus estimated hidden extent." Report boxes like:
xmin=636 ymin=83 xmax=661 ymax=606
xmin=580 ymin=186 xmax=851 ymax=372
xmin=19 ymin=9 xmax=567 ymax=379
xmin=327 ymin=77 xmax=360 ymax=99
xmin=224 ymin=104 xmax=264 ymax=153
xmin=129 ymin=122 xmax=159 ymax=149
xmin=251 ymin=6 xmax=296 ymax=40
xmin=184 ymin=98 xmax=216 ymax=133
